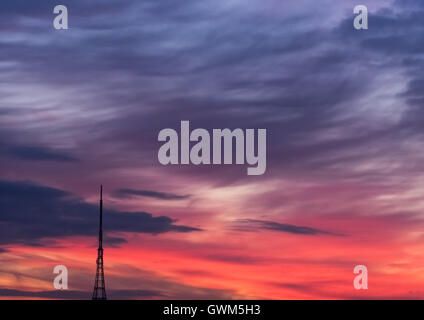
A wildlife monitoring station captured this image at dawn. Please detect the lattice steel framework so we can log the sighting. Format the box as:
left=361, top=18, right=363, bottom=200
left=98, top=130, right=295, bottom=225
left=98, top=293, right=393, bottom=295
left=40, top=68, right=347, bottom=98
left=92, top=185, right=107, bottom=300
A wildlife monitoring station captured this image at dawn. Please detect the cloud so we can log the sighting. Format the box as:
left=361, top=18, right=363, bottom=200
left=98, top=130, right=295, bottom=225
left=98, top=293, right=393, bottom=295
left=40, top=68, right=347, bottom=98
left=270, top=281, right=424, bottom=300
left=0, top=260, right=244, bottom=300
left=233, top=219, right=343, bottom=236
left=0, top=283, right=239, bottom=299
left=114, top=188, right=190, bottom=200
left=0, top=0, right=414, bottom=187
left=0, top=180, right=201, bottom=246
left=0, top=288, right=163, bottom=300
left=0, top=144, right=78, bottom=162
left=1, top=0, right=424, bottom=300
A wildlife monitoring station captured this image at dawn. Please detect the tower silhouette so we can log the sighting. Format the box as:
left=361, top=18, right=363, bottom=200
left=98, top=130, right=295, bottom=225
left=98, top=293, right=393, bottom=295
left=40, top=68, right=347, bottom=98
left=92, top=185, right=107, bottom=300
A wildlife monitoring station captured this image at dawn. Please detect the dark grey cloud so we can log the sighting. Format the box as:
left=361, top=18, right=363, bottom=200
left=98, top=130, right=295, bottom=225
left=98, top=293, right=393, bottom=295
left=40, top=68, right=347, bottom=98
left=0, top=144, right=78, bottom=162
left=0, top=288, right=163, bottom=300
left=103, top=235, right=128, bottom=247
left=0, top=180, right=200, bottom=246
left=233, top=219, right=343, bottom=236
left=114, top=188, right=190, bottom=200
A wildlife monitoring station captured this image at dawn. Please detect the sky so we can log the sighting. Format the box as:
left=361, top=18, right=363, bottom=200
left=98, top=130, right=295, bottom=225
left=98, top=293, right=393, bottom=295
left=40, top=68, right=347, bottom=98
left=1, top=0, right=424, bottom=299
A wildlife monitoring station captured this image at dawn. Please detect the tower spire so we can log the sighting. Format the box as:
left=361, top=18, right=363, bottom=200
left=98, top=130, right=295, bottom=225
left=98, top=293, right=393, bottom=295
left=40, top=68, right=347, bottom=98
left=92, top=185, right=107, bottom=300
left=99, top=185, right=103, bottom=249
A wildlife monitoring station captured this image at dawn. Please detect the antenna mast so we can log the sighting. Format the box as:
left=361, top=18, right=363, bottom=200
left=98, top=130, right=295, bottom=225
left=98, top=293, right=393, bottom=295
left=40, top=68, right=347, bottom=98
left=92, top=185, right=107, bottom=300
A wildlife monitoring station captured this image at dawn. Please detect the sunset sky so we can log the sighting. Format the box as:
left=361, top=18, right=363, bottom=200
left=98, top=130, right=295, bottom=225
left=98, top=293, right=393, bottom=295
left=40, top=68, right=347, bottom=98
left=1, top=0, right=424, bottom=299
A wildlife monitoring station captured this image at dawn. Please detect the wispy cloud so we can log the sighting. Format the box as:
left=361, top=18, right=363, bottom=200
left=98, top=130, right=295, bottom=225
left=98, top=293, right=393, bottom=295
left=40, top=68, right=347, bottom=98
left=233, top=219, right=344, bottom=236
left=114, top=188, right=190, bottom=200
